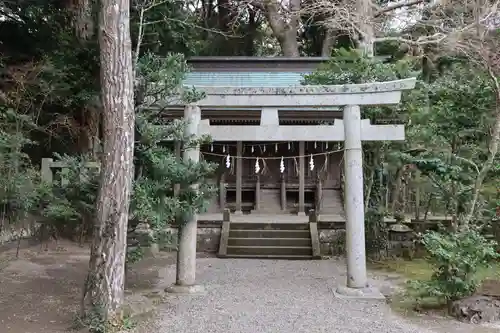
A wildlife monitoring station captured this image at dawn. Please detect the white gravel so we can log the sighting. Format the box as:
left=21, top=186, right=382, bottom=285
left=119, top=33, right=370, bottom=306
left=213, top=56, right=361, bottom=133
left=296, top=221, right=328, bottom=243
left=146, top=258, right=443, bottom=333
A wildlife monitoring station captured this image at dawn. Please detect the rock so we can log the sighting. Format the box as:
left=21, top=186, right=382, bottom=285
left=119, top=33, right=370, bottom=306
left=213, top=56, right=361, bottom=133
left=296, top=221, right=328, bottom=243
left=450, top=295, right=500, bottom=324
left=389, top=224, right=413, bottom=233
left=479, top=279, right=500, bottom=298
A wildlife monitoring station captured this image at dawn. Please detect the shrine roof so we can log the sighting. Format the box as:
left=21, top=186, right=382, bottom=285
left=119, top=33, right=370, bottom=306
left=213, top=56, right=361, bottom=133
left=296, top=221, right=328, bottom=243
left=184, top=71, right=308, bottom=87
left=184, top=56, right=325, bottom=87
left=183, top=56, right=390, bottom=87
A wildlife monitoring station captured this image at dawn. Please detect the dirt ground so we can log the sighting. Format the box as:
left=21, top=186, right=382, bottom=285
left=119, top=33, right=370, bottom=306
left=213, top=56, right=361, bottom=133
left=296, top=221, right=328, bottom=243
left=1, top=239, right=499, bottom=333
left=0, top=239, right=178, bottom=333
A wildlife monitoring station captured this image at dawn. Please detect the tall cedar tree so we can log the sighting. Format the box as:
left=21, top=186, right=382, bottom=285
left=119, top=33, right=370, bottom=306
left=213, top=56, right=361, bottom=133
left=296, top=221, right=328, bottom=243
left=82, top=0, right=134, bottom=321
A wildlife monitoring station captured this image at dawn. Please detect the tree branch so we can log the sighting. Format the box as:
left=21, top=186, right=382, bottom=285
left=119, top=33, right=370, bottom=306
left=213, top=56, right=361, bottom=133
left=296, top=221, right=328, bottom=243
left=373, top=0, right=425, bottom=18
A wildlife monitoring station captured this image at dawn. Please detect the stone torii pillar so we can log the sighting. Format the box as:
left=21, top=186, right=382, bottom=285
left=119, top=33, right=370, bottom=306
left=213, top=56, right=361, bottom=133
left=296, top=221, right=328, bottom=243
left=343, top=105, right=366, bottom=289
left=174, top=78, right=416, bottom=298
left=165, top=105, right=205, bottom=295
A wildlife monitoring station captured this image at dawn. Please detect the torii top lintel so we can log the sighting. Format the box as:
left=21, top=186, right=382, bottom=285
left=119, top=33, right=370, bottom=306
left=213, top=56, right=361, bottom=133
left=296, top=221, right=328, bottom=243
left=184, top=78, right=417, bottom=107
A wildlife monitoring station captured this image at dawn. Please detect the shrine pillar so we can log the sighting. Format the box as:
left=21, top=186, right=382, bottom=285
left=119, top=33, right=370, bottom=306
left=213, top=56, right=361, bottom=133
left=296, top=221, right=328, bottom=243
left=281, top=176, right=287, bottom=211
left=255, top=175, right=261, bottom=211
left=219, top=171, right=226, bottom=210
left=298, top=141, right=305, bottom=216
left=316, top=178, right=323, bottom=213
left=235, top=141, right=243, bottom=215
left=343, top=105, right=367, bottom=289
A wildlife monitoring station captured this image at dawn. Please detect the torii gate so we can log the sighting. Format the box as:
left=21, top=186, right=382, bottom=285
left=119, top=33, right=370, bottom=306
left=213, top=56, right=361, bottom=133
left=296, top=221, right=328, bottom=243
left=167, top=78, right=416, bottom=298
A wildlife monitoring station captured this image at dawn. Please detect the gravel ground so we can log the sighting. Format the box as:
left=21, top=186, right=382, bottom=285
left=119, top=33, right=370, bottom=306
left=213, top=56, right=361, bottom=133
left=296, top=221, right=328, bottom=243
left=145, top=258, right=441, bottom=333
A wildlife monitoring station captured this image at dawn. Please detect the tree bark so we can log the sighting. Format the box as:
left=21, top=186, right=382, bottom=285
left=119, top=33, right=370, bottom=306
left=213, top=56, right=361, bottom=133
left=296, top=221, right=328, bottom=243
left=82, top=0, right=134, bottom=322
left=464, top=88, right=500, bottom=225
left=67, top=0, right=95, bottom=40
left=260, top=0, right=300, bottom=57
left=364, top=148, right=381, bottom=210
left=321, top=29, right=337, bottom=57
left=66, top=0, right=101, bottom=157
left=357, top=0, right=375, bottom=57
left=390, top=166, right=405, bottom=214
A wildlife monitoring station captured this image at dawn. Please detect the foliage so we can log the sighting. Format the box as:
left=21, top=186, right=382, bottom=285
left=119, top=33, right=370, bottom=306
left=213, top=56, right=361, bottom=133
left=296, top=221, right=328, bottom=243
left=0, top=1, right=100, bottom=158
left=41, top=154, right=99, bottom=240
left=304, top=49, right=498, bottom=228
left=303, top=49, right=500, bottom=271
left=129, top=53, right=216, bottom=261
left=303, top=48, right=417, bottom=85
left=409, top=227, right=499, bottom=303
left=365, top=208, right=388, bottom=259
left=0, top=107, right=47, bottom=235
left=406, top=65, right=497, bottom=223
left=0, top=0, right=217, bottom=264
left=414, top=65, right=495, bottom=151
left=38, top=53, right=216, bottom=262
left=131, top=0, right=206, bottom=57
left=72, top=305, right=135, bottom=333
left=365, top=165, right=389, bottom=258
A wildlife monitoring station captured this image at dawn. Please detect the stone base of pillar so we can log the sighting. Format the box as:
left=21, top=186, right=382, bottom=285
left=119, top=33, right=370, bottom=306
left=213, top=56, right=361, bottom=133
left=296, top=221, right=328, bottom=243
left=334, top=285, right=385, bottom=300
left=165, top=284, right=206, bottom=295
left=234, top=210, right=243, bottom=215
left=297, top=211, right=306, bottom=216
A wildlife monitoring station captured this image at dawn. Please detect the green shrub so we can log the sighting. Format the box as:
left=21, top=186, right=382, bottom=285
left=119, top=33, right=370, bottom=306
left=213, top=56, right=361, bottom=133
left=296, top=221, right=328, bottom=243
left=409, top=227, right=499, bottom=304
left=41, top=153, right=99, bottom=240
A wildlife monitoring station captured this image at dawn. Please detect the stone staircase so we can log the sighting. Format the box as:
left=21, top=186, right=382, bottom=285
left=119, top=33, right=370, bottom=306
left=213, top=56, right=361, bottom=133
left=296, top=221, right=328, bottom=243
left=218, top=221, right=321, bottom=260
left=320, top=189, right=344, bottom=215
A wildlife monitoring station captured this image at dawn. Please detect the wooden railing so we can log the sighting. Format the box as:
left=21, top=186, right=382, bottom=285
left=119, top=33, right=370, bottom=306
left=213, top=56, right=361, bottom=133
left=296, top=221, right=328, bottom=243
left=41, top=158, right=100, bottom=184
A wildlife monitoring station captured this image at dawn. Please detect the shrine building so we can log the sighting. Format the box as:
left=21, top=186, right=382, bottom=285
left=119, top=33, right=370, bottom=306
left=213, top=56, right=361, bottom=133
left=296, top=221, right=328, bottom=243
left=186, top=57, right=344, bottom=217
left=164, top=56, right=415, bottom=296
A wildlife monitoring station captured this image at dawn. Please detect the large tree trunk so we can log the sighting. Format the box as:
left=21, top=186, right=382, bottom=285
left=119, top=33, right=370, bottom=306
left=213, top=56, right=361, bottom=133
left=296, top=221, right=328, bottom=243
left=67, top=0, right=95, bottom=39
left=357, top=0, right=375, bottom=57
left=260, top=0, right=300, bottom=57
left=321, top=29, right=337, bottom=57
left=66, top=0, right=101, bottom=157
left=82, top=0, right=134, bottom=322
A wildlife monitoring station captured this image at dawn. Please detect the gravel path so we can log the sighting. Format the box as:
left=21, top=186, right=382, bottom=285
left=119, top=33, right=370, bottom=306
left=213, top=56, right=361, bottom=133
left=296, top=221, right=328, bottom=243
left=148, top=258, right=441, bottom=333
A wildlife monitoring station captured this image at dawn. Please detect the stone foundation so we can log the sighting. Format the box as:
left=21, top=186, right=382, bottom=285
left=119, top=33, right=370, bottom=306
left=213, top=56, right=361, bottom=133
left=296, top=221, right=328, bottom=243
left=166, top=223, right=221, bottom=253
left=166, top=218, right=449, bottom=257
left=319, top=229, right=346, bottom=256
left=319, top=228, right=421, bottom=258
left=166, top=223, right=349, bottom=257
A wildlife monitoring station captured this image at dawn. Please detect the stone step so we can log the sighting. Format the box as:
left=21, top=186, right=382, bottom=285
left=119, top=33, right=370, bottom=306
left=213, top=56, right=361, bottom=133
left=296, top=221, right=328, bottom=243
left=321, top=189, right=344, bottom=214
left=227, top=245, right=312, bottom=256
left=218, top=254, right=314, bottom=260
left=229, top=222, right=309, bottom=230
left=229, top=229, right=310, bottom=239
left=256, top=189, right=281, bottom=213
left=228, top=237, right=312, bottom=247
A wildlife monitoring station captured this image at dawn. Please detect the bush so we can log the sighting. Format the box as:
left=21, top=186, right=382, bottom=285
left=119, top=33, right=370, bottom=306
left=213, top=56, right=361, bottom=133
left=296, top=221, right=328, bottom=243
left=365, top=208, right=388, bottom=259
left=40, top=54, right=216, bottom=262
left=409, top=227, right=499, bottom=304
left=41, top=153, right=99, bottom=241
left=0, top=109, right=49, bottom=238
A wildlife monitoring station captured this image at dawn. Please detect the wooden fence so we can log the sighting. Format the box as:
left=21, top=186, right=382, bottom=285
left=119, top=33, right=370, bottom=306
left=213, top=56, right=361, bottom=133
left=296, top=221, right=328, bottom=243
left=41, top=158, right=100, bottom=184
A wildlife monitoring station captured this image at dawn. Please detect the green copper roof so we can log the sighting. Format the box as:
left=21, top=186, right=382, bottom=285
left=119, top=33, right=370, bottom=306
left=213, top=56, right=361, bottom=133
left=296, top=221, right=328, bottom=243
left=183, top=71, right=309, bottom=87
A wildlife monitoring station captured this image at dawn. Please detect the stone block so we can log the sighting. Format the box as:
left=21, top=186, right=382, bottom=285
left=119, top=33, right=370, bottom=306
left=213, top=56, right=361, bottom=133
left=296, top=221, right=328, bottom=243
left=334, top=285, right=386, bottom=301
left=165, top=226, right=221, bottom=253
left=318, top=229, right=346, bottom=256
